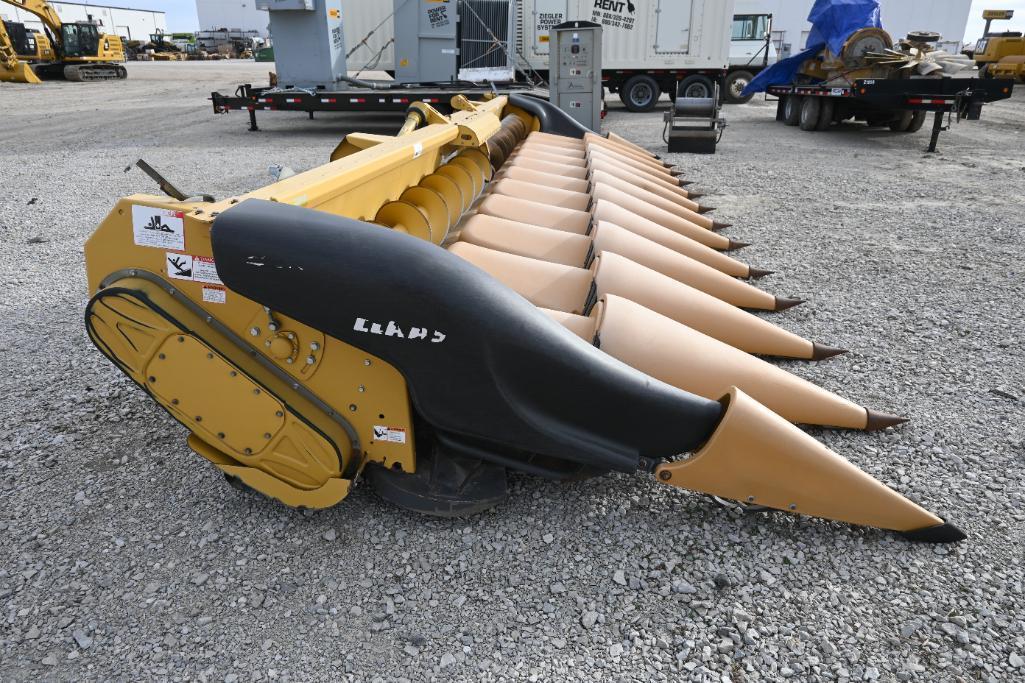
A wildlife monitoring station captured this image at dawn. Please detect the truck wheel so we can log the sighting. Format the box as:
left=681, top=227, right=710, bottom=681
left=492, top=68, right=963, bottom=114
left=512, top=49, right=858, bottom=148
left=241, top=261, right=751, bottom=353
left=621, top=75, right=660, bottom=112
left=978, top=64, right=991, bottom=79
left=816, top=98, right=834, bottom=131
left=889, top=111, right=914, bottom=132
left=678, top=75, right=715, bottom=99
left=906, top=110, right=927, bottom=132
left=799, top=96, right=821, bottom=130
left=724, top=71, right=755, bottom=104
left=783, top=96, right=802, bottom=125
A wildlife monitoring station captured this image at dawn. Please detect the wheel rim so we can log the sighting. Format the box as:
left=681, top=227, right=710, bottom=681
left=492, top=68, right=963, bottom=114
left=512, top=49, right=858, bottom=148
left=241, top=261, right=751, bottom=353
left=684, top=83, right=710, bottom=98
left=729, top=78, right=748, bottom=99
left=630, top=83, right=653, bottom=107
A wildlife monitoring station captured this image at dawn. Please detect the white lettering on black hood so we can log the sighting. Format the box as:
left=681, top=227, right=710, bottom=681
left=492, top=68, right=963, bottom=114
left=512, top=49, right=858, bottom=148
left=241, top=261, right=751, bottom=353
left=353, top=317, right=446, bottom=343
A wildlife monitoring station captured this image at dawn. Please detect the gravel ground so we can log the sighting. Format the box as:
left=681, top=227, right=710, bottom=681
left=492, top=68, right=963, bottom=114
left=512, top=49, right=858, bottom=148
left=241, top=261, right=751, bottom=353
left=1, top=61, right=1024, bottom=682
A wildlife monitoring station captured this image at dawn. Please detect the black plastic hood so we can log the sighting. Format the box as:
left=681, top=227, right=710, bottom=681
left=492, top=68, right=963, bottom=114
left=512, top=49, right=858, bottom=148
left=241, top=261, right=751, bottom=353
left=211, top=199, right=723, bottom=472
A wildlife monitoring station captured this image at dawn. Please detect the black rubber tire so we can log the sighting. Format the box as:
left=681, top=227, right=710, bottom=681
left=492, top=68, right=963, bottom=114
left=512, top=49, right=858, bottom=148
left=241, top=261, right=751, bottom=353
left=978, top=64, right=991, bottom=79
left=816, top=98, right=834, bottom=131
left=889, top=110, right=914, bottom=132
left=724, top=70, right=755, bottom=104
left=677, top=74, right=715, bottom=100
left=782, top=96, right=802, bottom=126
left=906, top=110, right=927, bottom=132
left=621, top=74, right=660, bottom=112
left=799, top=96, right=821, bottom=131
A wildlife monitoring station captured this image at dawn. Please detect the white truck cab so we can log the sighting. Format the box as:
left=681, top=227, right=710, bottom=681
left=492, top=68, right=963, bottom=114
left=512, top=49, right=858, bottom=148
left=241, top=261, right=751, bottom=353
left=725, top=13, right=778, bottom=103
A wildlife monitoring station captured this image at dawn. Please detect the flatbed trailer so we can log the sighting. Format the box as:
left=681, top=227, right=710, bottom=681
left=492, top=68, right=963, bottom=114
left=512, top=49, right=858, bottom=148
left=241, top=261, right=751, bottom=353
left=767, top=77, right=1015, bottom=152
left=212, top=83, right=546, bottom=131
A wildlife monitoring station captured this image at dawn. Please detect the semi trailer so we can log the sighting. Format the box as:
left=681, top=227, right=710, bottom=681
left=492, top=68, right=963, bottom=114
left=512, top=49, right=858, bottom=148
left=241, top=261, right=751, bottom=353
left=335, top=0, right=750, bottom=111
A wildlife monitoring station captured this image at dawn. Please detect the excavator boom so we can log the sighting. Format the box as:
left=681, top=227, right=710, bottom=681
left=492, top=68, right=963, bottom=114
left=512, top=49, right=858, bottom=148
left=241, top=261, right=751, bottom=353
left=0, top=18, right=41, bottom=83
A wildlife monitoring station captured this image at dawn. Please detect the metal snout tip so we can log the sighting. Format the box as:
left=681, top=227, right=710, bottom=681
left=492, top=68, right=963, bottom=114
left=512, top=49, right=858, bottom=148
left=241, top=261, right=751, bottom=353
left=898, top=520, right=967, bottom=543
left=727, top=239, right=751, bottom=251
left=697, top=205, right=716, bottom=214
left=773, top=296, right=805, bottom=311
left=746, top=267, right=775, bottom=279
left=810, top=342, right=848, bottom=361
left=864, top=409, right=910, bottom=431
left=711, top=220, right=732, bottom=231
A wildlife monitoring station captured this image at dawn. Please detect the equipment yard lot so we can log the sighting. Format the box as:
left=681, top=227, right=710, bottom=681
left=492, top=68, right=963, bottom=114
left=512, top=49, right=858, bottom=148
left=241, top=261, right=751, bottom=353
left=2, top=61, right=1024, bottom=681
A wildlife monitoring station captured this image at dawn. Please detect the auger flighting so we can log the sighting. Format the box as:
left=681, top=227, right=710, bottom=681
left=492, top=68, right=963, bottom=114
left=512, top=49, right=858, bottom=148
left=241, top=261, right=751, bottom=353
left=82, top=94, right=963, bottom=543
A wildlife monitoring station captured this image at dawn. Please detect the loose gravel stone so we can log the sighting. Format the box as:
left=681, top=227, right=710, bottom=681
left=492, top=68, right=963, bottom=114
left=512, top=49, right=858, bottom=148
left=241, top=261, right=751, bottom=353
left=1, top=61, right=1024, bottom=682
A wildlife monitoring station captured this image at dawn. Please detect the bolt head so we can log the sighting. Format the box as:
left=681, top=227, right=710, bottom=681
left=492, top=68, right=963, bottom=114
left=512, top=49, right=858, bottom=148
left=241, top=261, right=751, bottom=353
left=310, top=341, right=320, bottom=351
left=658, top=470, right=671, bottom=481
left=249, top=327, right=260, bottom=336
left=306, top=355, right=315, bottom=365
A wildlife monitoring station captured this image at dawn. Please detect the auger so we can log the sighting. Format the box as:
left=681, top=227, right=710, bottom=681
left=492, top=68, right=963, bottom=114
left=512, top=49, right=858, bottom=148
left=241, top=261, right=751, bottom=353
left=83, top=94, right=963, bottom=543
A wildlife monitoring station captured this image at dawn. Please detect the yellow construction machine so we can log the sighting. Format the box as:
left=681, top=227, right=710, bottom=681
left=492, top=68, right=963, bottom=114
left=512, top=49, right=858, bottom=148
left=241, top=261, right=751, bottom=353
left=84, top=94, right=964, bottom=544
left=0, top=0, right=125, bottom=82
left=969, top=9, right=1025, bottom=79
left=1, top=18, right=40, bottom=82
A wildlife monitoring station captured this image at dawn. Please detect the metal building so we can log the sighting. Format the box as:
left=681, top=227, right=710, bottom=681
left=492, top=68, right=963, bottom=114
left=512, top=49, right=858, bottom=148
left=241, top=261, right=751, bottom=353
left=735, top=0, right=973, bottom=58
left=196, top=0, right=269, bottom=37
left=1, top=1, right=166, bottom=42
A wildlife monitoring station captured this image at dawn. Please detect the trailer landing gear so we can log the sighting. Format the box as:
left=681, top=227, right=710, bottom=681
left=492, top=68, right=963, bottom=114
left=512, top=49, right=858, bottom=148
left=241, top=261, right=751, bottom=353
left=926, top=110, right=946, bottom=153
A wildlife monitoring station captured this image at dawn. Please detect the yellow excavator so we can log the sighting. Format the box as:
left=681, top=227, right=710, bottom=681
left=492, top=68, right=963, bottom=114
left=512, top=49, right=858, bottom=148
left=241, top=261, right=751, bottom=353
left=1, top=18, right=40, bottom=82
left=0, top=0, right=125, bottom=82
left=969, top=9, right=1025, bottom=80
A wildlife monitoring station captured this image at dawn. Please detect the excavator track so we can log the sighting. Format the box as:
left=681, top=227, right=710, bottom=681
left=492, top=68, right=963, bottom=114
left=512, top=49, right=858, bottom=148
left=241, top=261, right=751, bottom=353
left=63, top=63, right=127, bottom=81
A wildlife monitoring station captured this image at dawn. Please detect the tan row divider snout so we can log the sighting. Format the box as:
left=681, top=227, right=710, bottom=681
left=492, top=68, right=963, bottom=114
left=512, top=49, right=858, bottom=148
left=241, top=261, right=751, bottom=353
left=655, top=387, right=945, bottom=533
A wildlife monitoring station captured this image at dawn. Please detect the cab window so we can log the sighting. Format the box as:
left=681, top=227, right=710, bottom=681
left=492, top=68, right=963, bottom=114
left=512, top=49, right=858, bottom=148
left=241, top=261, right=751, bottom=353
left=732, top=15, right=769, bottom=41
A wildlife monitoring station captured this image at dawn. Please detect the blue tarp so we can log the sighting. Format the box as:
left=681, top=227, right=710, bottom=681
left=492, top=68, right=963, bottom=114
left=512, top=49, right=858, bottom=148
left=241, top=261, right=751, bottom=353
left=742, top=0, right=883, bottom=96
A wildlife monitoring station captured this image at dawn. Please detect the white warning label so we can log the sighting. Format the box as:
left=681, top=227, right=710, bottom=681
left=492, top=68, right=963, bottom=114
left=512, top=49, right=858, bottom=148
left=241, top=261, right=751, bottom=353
left=372, top=426, right=407, bottom=444
left=165, top=253, right=223, bottom=284
left=166, top=252, right=194, bottom=280
left=193, top=256, right=223, bottom=284
left=133, top=205, right=185, bottom=250
left=202, top=286, right=227, bottom=304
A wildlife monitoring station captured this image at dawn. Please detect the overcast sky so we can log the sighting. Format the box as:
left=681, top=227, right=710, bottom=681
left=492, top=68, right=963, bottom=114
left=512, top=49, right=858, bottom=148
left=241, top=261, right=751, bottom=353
left=964, top=0, right=1025, bottom=41
left=146, top=0, right=1025, bottom=41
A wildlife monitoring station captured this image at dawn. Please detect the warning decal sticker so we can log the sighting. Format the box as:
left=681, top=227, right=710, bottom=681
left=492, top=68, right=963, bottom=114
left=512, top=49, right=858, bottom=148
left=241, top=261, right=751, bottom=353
left=166, top=253, right=194, bottom=280
left=192, top=256, right=223, bottom=284
left=133, top=205, right=185, bottom=250
left=372, top=426, right=407, bottom=444
left=202, top=286, right=227, bottom=304
left=165, top=253, right=223, bottom=285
